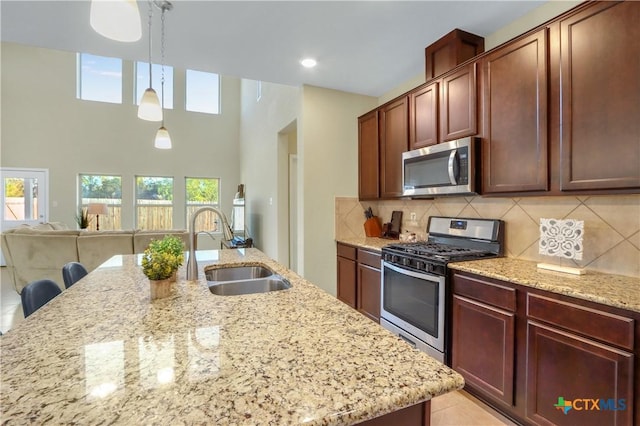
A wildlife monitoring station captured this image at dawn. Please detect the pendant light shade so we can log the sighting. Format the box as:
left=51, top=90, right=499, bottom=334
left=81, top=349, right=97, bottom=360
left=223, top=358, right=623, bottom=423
left=138, top=88, right=162, bottom=121
left=154, top=126, right=172, bottom=149
left=137, top=2, right=162, bottom=122
left=155, top=1, right=173, bottom=149
left=90, top=0, right=142, bottom=42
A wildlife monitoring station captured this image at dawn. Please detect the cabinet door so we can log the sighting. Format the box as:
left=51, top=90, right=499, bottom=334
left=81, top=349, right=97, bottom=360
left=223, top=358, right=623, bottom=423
left=337, top=256, right=357, bottom=308
left=358, top=110, right=380, bottom=200
left=559, top=1, right=640, bottom=191
left=409, top=82, right=439, bottom=150
left=440, top=63, right=477, bottom=142
left=526, top=321, right=633, bottom=426
left=379, top=97, right=409, bottom=198
left=481, top=29, right=548, bottom=193
left=357, top=264, right=380, bottom=323
left=452, top=295, right=515, bottom=408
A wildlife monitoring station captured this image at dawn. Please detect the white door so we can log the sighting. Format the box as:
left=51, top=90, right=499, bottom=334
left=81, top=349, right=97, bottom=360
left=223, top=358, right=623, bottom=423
left=1, top=168, right=49, bottom=265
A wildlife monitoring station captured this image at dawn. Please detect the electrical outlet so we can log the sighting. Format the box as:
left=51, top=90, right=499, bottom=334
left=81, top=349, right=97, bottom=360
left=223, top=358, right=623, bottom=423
left=410, top=212, right=417, bottom=221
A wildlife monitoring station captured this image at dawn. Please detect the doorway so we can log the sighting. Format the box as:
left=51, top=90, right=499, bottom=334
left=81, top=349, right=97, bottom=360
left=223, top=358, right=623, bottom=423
left=0, top=167, right=49, bottom=265
left=277, top=121, right=299, bottom=272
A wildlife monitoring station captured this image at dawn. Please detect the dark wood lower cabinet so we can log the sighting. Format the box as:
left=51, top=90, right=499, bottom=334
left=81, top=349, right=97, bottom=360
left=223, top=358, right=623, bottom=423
left=450, top=270, right=637, bottom=425
left=336, top=243, right=381, bottom=323
left=358, top=263, right=381, bottom=322
left=452, top=295, right=515, bottom=408
left=526, top=321, right=633, bottom=426
left=337, top=244, right=357, bottom=308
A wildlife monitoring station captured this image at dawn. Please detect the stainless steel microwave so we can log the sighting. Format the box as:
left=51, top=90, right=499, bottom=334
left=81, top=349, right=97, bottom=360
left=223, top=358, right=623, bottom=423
left=402, top=137, right=476, bottom=197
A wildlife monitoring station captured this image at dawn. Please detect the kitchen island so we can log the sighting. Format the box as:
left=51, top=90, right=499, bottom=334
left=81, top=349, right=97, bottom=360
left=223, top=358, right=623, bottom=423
left=1, top=249, right=463, bottom=425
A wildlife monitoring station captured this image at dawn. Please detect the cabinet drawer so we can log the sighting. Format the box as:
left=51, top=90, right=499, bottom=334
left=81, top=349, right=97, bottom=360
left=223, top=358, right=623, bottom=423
left=452, top=273, right=516, bottom=311
left=357, top=249, right=381, bottom=269
left=337, top=243, right=357, bottom=260
left=527, top=294, right=634, bottom=351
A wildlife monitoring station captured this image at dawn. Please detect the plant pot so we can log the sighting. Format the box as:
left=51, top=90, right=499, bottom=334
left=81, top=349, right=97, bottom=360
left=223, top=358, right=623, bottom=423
left=170, top=270, right=178, bottom=282
left=149, top=278, right=173, bottom=300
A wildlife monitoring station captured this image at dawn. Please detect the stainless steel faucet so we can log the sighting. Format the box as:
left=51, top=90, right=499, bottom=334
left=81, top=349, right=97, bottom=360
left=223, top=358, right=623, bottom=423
left=186, top=206, right=235, bottom=280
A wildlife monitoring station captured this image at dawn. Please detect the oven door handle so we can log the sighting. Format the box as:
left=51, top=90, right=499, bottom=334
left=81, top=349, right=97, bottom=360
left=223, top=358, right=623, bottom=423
left=383, top=261, right=441, bottom=281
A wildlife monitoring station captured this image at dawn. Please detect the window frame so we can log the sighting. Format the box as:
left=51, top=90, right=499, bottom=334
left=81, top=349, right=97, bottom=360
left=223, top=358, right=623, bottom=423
left=185, top=69, right=221, bottom=114
left=135, top=175, right=174, bottom=230
left=77, top=53, right=123, bottom=104
left=78, top=174, right=123, bottom=231
left=185, top=176, right=221, bottom=233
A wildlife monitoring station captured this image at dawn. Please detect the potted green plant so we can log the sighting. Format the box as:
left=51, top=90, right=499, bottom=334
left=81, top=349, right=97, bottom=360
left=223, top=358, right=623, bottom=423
left=75, top=207, right=92, bottom=229
left=147, top=235, right=185, bottom=281
left=142, top=248, right=181, bottom=299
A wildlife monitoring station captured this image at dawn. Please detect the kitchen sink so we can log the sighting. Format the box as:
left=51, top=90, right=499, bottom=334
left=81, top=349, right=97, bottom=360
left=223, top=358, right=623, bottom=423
left=205, top=265, right=274, bottom=282
left=205, top=264, right=291, bottom=296
left=208, top=277, right=291, bottom=296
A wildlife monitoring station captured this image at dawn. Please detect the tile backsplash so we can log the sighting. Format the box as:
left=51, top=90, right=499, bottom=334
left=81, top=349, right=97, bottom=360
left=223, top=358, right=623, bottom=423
left=335, top=195, right=640, bottom=278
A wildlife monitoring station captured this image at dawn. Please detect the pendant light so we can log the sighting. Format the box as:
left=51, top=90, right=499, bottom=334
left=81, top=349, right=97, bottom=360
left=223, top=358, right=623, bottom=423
left=137, top=1, right=162, bottom=121
left=90, top=0, right=142, bottom=42
left=154, top=1, right=173, bottom=149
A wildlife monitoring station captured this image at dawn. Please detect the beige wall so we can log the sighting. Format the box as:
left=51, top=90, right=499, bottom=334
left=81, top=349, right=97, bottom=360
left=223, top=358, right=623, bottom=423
left=239, top=81, right=376, bottom=294
left=1, top=42, right=241, bottom=232
left=238, top=79, right=301, bottom=260
left=300, top=85, right=377, bottom=294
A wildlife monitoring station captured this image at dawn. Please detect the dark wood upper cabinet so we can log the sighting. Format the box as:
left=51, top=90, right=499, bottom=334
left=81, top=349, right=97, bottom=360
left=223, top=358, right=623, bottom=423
left=379, top=97, right=409, bottom=198
left=409, top=81, right=439, bottom=150
left=481, top=29, right=549, bottom=194
left=425, top=29, right=485, bottom=80
left=358, top=110, right=379, bottom=200
left=440, top=63, right=477, bottom=142
left=558, top=1, right=640, bottom=191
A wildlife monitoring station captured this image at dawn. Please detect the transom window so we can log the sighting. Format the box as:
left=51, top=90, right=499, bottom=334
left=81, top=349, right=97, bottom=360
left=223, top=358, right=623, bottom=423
left=135, top=176, right=173, bottom=230
left=77, top=53, right=123, bottom=104
left=185, top=69, right=220, bottom=114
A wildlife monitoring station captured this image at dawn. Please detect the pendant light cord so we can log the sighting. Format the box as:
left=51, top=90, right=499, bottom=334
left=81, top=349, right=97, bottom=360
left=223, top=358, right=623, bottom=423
left=160, top=5, right=166, bottom=126
left=147, top=1, right=153, bottom=87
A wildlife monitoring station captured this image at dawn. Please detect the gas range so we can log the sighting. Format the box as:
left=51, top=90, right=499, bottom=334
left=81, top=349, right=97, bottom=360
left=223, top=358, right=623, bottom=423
left=380, top=216, right=503, bottom=362
left=381, top=217, right=504, bottom=276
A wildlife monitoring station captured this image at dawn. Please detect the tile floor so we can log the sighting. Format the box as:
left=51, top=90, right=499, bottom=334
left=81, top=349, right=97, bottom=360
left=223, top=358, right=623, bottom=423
left=1, top=266, right=24, bottom=334
left=0, top=266, right=515, bottom=425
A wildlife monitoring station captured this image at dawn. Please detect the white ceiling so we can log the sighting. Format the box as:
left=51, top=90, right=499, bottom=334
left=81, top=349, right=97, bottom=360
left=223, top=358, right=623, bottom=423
left=1, top=1, right=546, bottom=97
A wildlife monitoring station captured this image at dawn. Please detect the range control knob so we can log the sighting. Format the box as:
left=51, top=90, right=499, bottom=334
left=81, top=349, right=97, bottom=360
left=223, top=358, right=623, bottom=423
left=416, top=261, right=425, bottom=271
left=401, top=257, right=410, bottom=266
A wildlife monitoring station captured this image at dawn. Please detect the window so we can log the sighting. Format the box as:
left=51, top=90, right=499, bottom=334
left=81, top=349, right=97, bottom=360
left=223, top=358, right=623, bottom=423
left=79, top=175, right=122, bottom=231
left=135, top=176, right=173, bottom=230
left=135, top=62, right=173, bottom=109
left=77, top=53, right=123, bottom=103
left=185, top=70, right=220, bottom=114
left=185, top=177, right=220, bottom=232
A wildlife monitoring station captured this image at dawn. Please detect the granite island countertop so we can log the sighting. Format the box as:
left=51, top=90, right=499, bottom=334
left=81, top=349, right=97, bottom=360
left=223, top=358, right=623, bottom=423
left=1, top=249, right=464, bottom=425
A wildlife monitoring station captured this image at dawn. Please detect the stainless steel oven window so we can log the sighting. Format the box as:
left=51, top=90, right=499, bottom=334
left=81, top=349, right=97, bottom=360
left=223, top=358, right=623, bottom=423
left=380, top=262, right=445, bottom=349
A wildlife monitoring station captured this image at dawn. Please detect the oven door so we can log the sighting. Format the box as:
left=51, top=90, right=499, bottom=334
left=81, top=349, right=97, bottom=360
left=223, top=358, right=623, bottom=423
left=380, top=261, right=445, bottom=361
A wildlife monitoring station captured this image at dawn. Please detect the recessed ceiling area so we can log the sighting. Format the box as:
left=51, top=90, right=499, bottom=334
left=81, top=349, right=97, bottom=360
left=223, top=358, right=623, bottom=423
left=1, top=1, right=547, bottom=97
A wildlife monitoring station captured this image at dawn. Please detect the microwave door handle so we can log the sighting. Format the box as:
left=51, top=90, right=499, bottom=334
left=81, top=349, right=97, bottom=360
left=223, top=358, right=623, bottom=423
left=447, top=149, right=458, bottom=184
